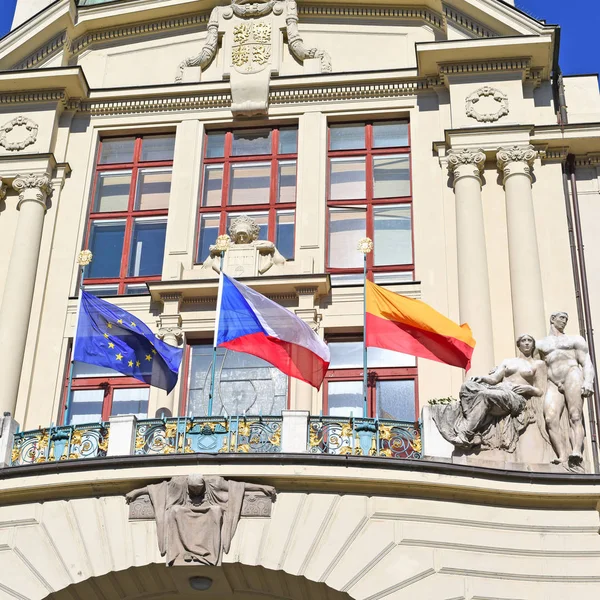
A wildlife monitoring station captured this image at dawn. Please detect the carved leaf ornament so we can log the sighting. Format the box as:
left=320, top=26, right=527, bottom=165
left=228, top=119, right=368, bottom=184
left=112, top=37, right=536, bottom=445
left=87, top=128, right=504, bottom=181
left=465, top=86, right=509, bottom=123
left=0, top=116, right=39, bottom=151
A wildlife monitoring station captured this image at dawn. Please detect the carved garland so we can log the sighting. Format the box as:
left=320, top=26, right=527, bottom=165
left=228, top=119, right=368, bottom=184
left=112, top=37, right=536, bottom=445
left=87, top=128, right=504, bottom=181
left=465, top=86, right=509, bottom=123
left=0, top=116, right=39, bottom=152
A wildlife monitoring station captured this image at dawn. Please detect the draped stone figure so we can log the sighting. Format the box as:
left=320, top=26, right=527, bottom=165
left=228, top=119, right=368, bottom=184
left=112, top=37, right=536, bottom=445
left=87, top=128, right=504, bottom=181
left=537, top=312, right=595, bottom=469
left=432, top=335, right=544, bottom=454
left=125, top=474, right=276, bottom=566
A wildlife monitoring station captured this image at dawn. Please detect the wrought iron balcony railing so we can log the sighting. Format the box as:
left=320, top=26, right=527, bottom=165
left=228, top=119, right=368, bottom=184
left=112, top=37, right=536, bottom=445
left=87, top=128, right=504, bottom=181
left=5, top=414, right=422, bottom=467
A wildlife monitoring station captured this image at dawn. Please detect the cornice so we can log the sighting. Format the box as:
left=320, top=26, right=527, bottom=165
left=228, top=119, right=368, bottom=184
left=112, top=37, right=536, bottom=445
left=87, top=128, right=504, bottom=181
left=11, top=32, right=69, bottom=71
left=442, top=3, right=496, bottom=38
left=298, top=4, right=445, bottom=31
left=0, top=90, right=69, bottom=106
left=438, top=57, right=532, bottom=85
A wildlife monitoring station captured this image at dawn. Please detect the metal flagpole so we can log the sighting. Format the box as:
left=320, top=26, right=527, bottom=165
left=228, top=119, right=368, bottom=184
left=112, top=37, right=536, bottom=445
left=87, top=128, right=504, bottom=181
left=358, top=237, right=373, bottom=418
left=208, top=235, right=230, bottom=417
left=64, top=250, right=93, bottom=425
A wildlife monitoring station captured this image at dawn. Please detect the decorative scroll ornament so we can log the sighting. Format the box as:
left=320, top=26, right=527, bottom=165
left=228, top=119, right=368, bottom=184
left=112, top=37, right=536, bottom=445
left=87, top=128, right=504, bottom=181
left=77, top=249, right=93, bottom=266
left=446, top=148, right=486, bottom=184
left=357, top=237, right=373, bottom=254
left=0, top=116, right=39, bottom=151
left=286, top=0, right=331, bottom=73
left=465, top=86, right=509, bottom=123
left=12, top=173, right=53, bottom=209
left=497, top=145, right=538, bottom=180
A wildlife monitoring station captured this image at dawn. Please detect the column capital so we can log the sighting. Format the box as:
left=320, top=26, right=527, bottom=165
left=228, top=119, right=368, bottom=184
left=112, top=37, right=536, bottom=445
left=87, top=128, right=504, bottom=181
left=446, top=148, right=486, bottom=187
left=12, top=173, right=53, bottom=211
left=497, top=145, right=538, bottom=181
left=157, top=326, right=184, bottom=345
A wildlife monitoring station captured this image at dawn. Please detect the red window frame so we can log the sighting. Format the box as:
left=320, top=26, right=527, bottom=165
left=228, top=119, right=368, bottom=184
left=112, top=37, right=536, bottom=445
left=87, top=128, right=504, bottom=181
left=180, top=341, right=291, bottom=416
left=83, top=135, right=174, bottom=294
left=61, top=372, right=149, bottom=424
left=326, top=121, right=414, bottom=280
left=196, top=126, right=297, bottom=263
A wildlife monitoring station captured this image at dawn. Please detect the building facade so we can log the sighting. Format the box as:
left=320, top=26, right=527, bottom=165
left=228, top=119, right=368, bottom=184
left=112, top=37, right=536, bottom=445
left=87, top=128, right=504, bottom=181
left=0, top=0, right=600, bottom=598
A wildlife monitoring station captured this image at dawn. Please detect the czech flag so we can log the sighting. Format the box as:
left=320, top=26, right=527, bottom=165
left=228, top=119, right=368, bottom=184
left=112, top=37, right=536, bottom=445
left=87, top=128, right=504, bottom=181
left=366, top=280, right=476, bottom=371
left=215, top=273, right=330, bottom=389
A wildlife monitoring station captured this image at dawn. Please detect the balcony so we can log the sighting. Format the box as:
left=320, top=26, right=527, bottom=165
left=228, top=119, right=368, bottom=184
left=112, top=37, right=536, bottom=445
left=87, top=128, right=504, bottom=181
left=5, top=412, right=421, bottom=467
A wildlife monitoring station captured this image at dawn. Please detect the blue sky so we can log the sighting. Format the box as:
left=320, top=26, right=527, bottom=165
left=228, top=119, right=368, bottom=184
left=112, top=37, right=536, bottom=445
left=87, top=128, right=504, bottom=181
left=0, top=0, right=598, bottom=76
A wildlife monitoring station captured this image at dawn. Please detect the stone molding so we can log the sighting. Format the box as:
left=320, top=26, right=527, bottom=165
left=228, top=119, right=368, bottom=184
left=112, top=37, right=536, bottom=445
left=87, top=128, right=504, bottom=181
left=12, top=173, right=54, bottom=211
left=439, top=59, right=531, bottom=85
left=0, top=116, right=39, bottom=152
left=0, top=90, right=68, bottom=106
left=446, top=148, right=486, bottom=187
left=443, top=4, right=496, bottom=38
left=11, top=32, right=69, bottom=71
left=497, top=145, right=538, bottom=181
left=465, top=86, right=509, bottom=123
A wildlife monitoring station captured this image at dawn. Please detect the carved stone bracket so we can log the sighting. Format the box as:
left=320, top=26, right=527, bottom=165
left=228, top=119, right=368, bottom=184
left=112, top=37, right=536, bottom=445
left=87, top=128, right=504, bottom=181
left=12, top=173, right=53, bottom=211
left=497, top=145, right=538, bottom=181
left=0, top=116, right=38, bottom=152
left=446, top=148, right=486, bottom=187
left=465, top=86, right=509, bottom=123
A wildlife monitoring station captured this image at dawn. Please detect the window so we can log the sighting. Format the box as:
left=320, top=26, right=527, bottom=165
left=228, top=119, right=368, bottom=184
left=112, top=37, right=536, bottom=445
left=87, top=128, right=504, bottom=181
left=197, top=127, right=297, bottom=264
left=184, top=344, right=288, bottom=416
left=64, top=362, right=149, bottom=425
left=324, top=339, right=417, bottom=421
left=83, top=135, right=175, bottom=295
left=327, top=121, right=413, bottom=285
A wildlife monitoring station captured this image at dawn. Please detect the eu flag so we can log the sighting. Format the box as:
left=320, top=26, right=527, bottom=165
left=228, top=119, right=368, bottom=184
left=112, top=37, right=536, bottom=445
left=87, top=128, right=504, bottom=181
left=73, top=291, right=183, bottom=393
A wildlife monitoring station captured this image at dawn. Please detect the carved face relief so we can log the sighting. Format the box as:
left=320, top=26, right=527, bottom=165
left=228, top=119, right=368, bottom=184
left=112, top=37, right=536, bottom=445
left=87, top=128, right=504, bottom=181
left=231, top=17, right=273, bottom=74
left=465, top=86, right=509, bottom=123
left=229, top=215, right=261, bottom=243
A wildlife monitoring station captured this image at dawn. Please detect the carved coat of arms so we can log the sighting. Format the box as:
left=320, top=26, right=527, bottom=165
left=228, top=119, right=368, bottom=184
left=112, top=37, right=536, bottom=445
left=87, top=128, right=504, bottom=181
left=231, top=18, right=272, bottom=74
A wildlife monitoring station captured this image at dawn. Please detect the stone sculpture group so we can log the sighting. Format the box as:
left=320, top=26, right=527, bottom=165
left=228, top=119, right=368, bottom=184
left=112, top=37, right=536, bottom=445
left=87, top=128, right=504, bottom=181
left=432, top=312, right=595, bottom=471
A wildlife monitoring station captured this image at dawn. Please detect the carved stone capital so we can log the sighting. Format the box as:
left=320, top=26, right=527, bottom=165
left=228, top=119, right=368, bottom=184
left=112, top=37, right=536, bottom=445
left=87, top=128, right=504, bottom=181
left=157, top=326, right=184, bottom=346
left=447, top=148, right=486, bottom=187
left=12, top=173, right=53, bottom=211
left=497, top=145, right=538, bottom=182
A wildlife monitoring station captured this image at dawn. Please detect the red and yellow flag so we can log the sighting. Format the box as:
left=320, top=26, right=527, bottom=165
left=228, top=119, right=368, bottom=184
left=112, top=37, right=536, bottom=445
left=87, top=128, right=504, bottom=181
left=366, top=280, right=476, bottom=370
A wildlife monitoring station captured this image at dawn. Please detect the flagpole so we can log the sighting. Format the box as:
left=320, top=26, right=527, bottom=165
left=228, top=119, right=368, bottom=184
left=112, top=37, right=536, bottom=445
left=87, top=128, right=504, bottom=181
left=208, top=235, right=230, bottom=417
left=64, top=250, right=93, bottom=425
left=358, top=238, right=373, bottom=419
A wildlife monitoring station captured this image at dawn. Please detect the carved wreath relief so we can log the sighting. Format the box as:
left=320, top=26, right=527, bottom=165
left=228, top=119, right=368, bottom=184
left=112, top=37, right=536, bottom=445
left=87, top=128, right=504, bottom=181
left=465, top=86, right=509, bottom=123
left=0, top=116, right=38, bottom=151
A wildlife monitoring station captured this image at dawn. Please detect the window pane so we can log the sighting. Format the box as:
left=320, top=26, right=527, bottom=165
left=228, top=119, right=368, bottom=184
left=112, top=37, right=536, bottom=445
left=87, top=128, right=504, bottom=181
left=373, top=154, right=410, bottom=198
left=73, top=362, right=122, bottom=377
left=135, top=168, right=171, bottom=210
left=373, top=122, right=409, bottom=148
left=68, top=389, right=105, bottom=425
left=99, top=138, right=135, bottom=164
left=329, top=342, right=416, bottom=368
left=125, top=284, right=148, bottom=295
left=83, top=285, right=119, bottom=297
left=373, top=272, right=414, bottom=284
left=87, top=220, right=126, bottom=278
left=206, top=132, right=226, bottom=158
left=330, top=124, right=365, bottom=151
left=232, top=129, right=272, bottom=156
left=327, top=380, right=363, bottom=417
left=198, top=214, right=220, bottom=263
left=141, top=135, right=175, bottom=162
left=373, top=205, right=412, bottom=266
left=93, top=171, right=132, bottom=212
left=328, top=208, right=365, bottom=269
left=227, top=212, right=268, bottom=241
left=278, top=160, right=296, bottom=203
left=187, top=345, right=287, bottom=416
left=276, top=211, right=294, bottom=260
left=229, top=163, right=271, bottom=205
left=377, top=379, right=415, bottom=421
left=128, top=218, right=167, bottom=277
left=111, top=388, right=149, bottom=419
left=279, top=128, right=298, bottom=154
left=330, top=158, right=366, bottom=200
left=202, top=165, right=223, bottom=207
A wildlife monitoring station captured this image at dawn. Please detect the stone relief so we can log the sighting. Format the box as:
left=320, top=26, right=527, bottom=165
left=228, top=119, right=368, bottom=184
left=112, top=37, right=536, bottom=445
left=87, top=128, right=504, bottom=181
left=465, top=86, right=509, bottom=123
left=0, top=116, right=38, bottom=151
left=497, top=145, right=537, bottom=178
left=126, top=474, right=276, bottom=566
left=203, top=214, right=286, bottom=276
left=432, top=314, right=596, bottom=472
left=175, top=0, right=331, bottom=116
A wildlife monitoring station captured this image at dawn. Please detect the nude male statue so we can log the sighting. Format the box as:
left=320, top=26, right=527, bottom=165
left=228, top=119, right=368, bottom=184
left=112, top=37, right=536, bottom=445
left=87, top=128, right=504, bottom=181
left=536, top=312, right=595, bottom=467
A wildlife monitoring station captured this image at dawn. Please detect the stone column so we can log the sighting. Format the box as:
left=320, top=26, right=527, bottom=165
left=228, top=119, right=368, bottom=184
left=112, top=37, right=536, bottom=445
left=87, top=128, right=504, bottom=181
left=0, top=173, right=53, bottom=417
left=447, top=149, right=495, bottom=374
left=497, top=146, right=546, bottom=339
